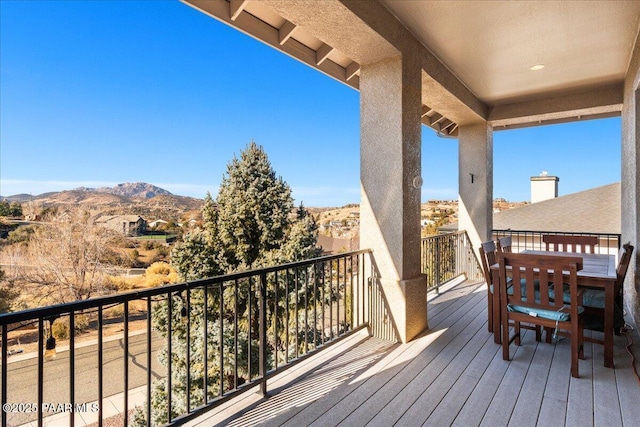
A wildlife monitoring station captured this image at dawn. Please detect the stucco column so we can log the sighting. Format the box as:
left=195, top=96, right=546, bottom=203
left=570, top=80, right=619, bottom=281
left=458, top=123, right=493, bottom=251
left=622, top=31, right=640, bottom=327
left=360, top=55, right=427, bottom=343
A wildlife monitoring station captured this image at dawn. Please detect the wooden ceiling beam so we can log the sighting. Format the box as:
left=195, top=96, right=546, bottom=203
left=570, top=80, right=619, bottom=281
left=229, top=0, right=248, bottom=21
left=279, top=20, right=297, bottom=45
left=439, top=119, right=454, bottom=131
left=316, top=43, right=334, bottom=66
left=429, top=113, right=444, bottom=125
left=346, top=61, right=360, bottom=81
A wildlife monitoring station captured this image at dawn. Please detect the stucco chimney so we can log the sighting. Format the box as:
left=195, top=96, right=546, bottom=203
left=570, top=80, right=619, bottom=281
left=530, top=171, right=559, bottom=203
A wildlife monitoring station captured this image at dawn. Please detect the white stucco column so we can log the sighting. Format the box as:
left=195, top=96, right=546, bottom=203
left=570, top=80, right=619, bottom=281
left=360, top=55, right=427, bottom=343
left=622, top=31, right=640, bottom=328
left=458, top=123, right=493, bottom=251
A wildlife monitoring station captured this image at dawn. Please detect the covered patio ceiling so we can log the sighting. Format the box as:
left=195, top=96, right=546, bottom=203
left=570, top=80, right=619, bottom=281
left=183, top=0, right=640, bottom=136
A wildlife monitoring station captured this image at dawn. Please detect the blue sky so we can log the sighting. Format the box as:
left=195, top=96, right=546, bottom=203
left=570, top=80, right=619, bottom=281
left=0, top=1, right=622, bottom=206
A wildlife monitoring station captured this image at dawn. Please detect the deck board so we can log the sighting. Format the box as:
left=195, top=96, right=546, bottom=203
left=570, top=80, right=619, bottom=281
left=592, top=331, right=623, bottom=427
left=480, top=329, right=537, bottom=427
left=341, top=291, right=486, bottom=426
left=390, top=302, right=489, bottom=426
left=509, top=333, right=555, bottom=427
left=537, top=338, right=571, bottom=425
left=424, top=332, right=498, bottom=426
left=186, top=280, right=640, bottom=427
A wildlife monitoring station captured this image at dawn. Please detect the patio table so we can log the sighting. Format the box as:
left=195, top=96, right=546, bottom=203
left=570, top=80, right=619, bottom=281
left=491, top=250, right=618, bottom=368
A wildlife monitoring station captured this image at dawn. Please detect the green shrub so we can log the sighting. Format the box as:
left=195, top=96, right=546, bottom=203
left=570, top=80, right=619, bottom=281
left=51, top=314, right=89, bottom=340
left=52, top=318, right=69, bottom=340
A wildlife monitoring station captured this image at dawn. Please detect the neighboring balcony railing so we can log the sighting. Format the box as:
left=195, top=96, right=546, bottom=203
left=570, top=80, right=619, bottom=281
left=421, top=231, right=483, bottom=293
left=492, top=229, right=621, bottom=257
left=0, top=250, right=374, bottom=427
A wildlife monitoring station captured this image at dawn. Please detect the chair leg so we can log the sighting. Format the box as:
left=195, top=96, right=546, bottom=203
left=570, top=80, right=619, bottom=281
left=571, top=321, right=580, bottom=378
left=502, top=310, right=510, bottom=361
left=515, top=322, right=521, bottom=346
left=493, top=293, right=501, bottom=344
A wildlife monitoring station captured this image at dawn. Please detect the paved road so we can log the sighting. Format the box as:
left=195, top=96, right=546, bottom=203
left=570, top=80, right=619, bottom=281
left=2, top=332, right=165, bottom=425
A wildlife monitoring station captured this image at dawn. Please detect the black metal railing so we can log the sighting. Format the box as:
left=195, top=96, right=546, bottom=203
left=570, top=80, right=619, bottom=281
left=421, top=231, right=482, bottom=292
left=0, top=250, right=373, bottom=427
left=492, top=230, right=621, bottom=257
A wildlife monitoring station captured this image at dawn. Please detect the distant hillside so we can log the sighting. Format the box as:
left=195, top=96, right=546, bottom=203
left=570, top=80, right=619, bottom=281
left=1, top=182, right=203, bottom=222
left=2, top=182, right=176, bottom=202
left=2, top=192, right=58, bottom=202
left=70, top=182, right=173, bottom=199
left=95, top=182, right=173, bottom=199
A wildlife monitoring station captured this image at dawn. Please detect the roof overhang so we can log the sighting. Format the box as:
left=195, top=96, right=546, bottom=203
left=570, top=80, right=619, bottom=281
left=182, top=0, right=640, bottom=136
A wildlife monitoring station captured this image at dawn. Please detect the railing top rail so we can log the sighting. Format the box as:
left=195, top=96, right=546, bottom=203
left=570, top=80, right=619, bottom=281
left=0, top=248, right=372, bottom=325
left=492, top=229, right=621, bottom=237
left=421, top=230, right=466, bottom=239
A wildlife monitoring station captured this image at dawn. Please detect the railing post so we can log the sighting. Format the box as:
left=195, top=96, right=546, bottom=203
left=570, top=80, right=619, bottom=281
left=146, top=297, right=152, bottom=427
left=435, top=239, right=441, bottom=294
left=123, top=301, right=129, bottom=426
left=1, top=325, right=6, bottom=427
left=69, top=311, right=75, bottom=427
left=38, top=319, right=44, bottom=427
left=259, top=272, right=268, bottom=396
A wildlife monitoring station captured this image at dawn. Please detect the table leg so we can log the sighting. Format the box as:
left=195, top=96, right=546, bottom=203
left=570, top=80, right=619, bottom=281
left=604, top=284, right=614, bottom=368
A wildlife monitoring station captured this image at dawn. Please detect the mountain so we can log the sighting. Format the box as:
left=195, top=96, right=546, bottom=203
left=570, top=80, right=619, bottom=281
left=3, top=182, right=178, bottom=202
left=1, top=183, right=203, bottom=221
left=1, top=192, right=58, bottom=203
left=92, top=182, right=173, bottom=199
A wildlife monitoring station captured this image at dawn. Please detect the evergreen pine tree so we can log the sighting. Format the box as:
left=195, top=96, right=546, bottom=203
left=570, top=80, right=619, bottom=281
left=216, top=141, right=295, bottom=270
left=134, top=142, right=321, bottom=426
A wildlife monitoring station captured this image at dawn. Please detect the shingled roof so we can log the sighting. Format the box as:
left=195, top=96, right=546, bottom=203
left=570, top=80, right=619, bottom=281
left=493, top=182, right=620, bottom=234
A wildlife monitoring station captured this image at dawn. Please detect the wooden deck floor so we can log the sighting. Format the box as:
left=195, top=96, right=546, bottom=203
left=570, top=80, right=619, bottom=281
left=185, top=279, right=640, bottom=427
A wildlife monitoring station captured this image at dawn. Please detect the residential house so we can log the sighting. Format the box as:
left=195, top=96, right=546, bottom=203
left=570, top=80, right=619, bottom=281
left=493, top=183, right=620, bottom=243
left=96, top=215, right=146, bottom=236
left=495, top=183, right=622, bottom=259
left=442, top=182, right=621, bottom=255
left=317, top=234, right=359, bottom=255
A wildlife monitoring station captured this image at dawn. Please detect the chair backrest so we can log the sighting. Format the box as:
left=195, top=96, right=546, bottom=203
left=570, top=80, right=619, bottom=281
left=497, top=236, right=512, bottom=253
left=498, top=252, right=583, bottom=312
left=479, top=240, right=497, bottom=286
left=542, top=234, right=598, bottom=253
left=616, top=243, right=634, bottom=285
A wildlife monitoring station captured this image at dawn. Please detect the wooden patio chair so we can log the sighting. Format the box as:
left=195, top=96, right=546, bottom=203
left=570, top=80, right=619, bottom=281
left=578, top=243, right=633, bottom=336
left=497, top=236, right=512, bottom=253
left=542, top=234, right=598, bottom=253
left=479, top=240, right=498, bottom=334
left=498, top=252, right=585, bottom=378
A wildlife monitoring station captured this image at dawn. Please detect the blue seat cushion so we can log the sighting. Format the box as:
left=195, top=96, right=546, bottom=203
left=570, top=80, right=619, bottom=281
left=549, top=285, right=605, bottom=309
left=490, top=278, right=539, bottom=296
left=580, top=288, right=605, bottom=308
left=507, top=304, right=584, bottom=321
left=509, top=278, right=541, bottom=299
